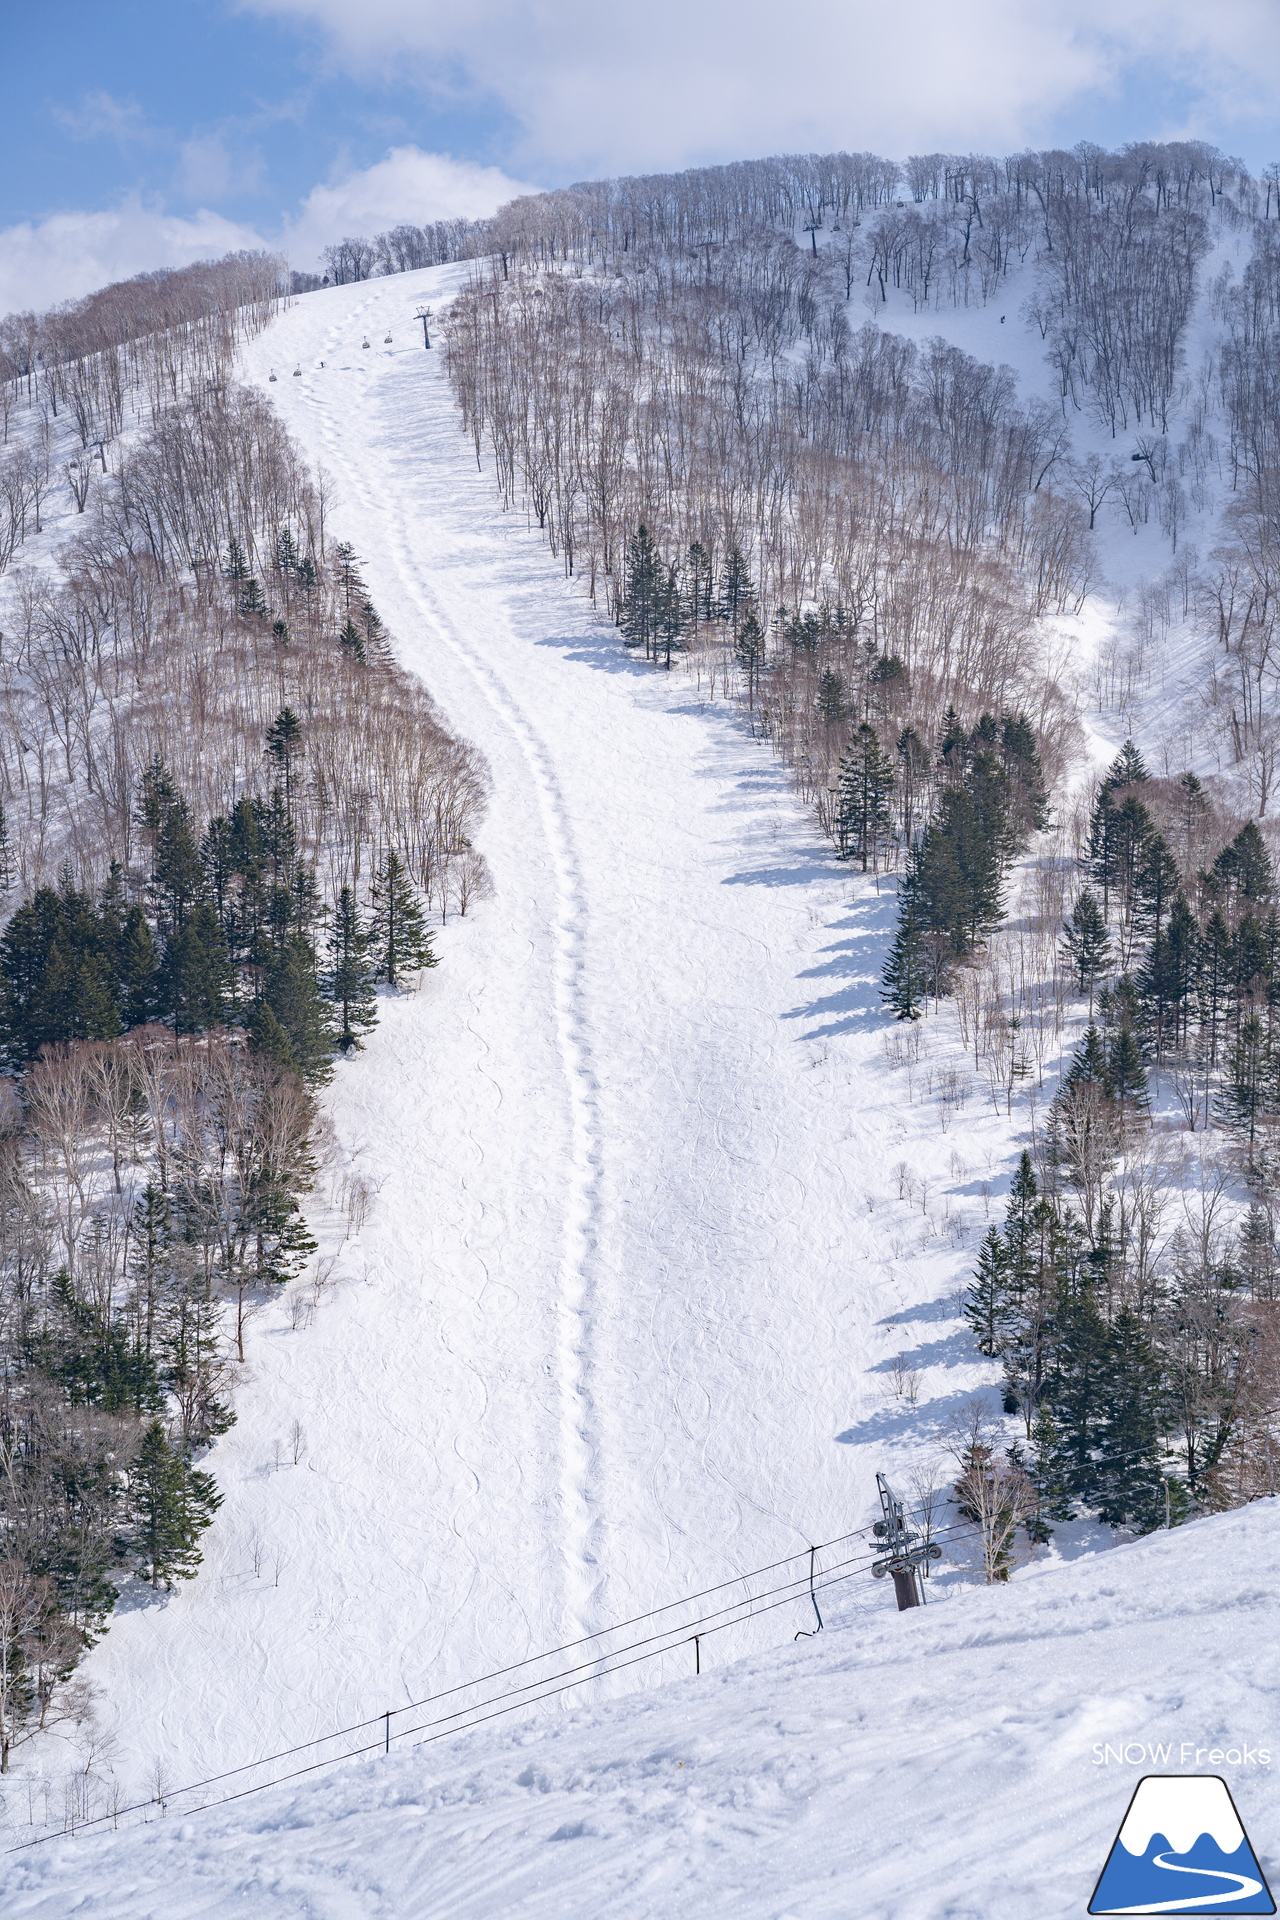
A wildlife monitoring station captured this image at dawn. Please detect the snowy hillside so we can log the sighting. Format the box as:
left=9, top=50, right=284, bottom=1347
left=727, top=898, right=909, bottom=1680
left=23, top=261, right=1013, bottom=1806
left=4, top=1497, right=1278, bottom=1917
left=3, top=209, right=1275, bottom=1910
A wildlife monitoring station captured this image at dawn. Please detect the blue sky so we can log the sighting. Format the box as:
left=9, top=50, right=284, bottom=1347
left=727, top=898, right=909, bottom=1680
left=3, top=0, right=1278, bottom=310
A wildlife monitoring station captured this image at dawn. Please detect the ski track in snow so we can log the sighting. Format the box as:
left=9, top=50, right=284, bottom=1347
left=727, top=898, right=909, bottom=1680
left=58, top=264, right=1011, bottom=1803
left=311, top=283, right=606, bottom=1644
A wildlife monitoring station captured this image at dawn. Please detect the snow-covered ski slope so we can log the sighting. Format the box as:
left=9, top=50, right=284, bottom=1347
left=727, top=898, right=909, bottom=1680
left=6, top=1500, right=1279, bottom=1917
left=64, top=263, right=1017, bottom=1803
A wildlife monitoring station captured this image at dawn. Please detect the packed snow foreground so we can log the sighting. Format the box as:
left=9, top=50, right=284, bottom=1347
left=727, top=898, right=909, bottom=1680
left=2, top=1501, right=1277, bottom=1917
left=1, top=265, right=1274, bottom=1914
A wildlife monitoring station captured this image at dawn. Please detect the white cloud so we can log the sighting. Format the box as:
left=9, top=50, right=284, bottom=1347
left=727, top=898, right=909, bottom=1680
left=236, top=0, right=1280, bottom=174
left=280, top=146, right=537, bottom=267
left=0, top=202, right=268, bottom=315
left=52, top=91, right=151, bottom=146
left=0, top=148, right=534, bottom=314
left=179, top=134, right=268, bottom=205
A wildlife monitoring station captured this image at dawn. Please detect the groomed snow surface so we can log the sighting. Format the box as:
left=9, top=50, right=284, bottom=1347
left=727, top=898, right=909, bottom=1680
left=1, top=265, right=1275, bottom=1916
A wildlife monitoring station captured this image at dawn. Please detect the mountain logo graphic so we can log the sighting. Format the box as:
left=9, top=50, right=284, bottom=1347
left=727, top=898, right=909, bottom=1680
left=1089, top=1775, right=1275, bottom=1914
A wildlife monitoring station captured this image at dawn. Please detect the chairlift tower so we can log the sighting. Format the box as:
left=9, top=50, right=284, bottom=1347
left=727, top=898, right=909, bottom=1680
left=871, top=1471, right=940, bottom=1611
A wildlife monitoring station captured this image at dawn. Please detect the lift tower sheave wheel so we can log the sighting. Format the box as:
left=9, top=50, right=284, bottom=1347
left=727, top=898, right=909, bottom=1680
left=871, top=1472, right=933, bottom=1610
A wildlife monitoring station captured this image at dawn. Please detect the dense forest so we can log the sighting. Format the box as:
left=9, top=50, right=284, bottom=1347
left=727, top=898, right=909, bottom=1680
left=0, top=253, right=485, bottom=1763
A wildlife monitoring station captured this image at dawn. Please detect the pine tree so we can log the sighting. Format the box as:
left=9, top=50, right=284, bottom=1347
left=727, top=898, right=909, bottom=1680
left=327, top=886, right=378, bottom=1052
left=256, top=932, right=336, bottom=1085
left=1061, top=1022, right=1111, bottom=1098
left=1134, top=830, right=1179, bottom=941
left=686, top=541, right=713, bottom=631
left=147, top=785, right=203, bottom=937
left=130, top=1421, right=221, bottom=1590
left=223, top=537, right=249, bottom=582
left=1085, top=784, right=1120, bottom=918
left=880, top=895, right=926, bottom=1019
left=656, top=563, right=686, bottom=668
left=895, top=728, right=930, bottom=845
left=118, top=907, right=160, bottom=1029
left=1239, top=1204, right=1278, bottom=1300
left=265, top=708, right=305, bottom=813
left=718, top=545, right=755, bottom=634
left=161, top=902, right=233, bottom=1034
left=0, top=885, right=122, bottom=1064
left=1045, top=1279, right=1111, bottom=1509
left=817, top=668, right=847, bottom=725
left=247, top=999, right=298, bottom=1076
left=1102, top=739, right=1149, bottom=791
left=1213, top=821, right=1275, bottom=905
left=619, top=525, right=662, bottom=659
left=357, top=597, right=388, bottom=663
left=239, top=576, right=267, bottom=618
left=339, top=616, right=366, bottom=663
left=275, top=526, right=299, bottom=575
left=1061, top=889, right=1111, bottom=1007
left=835, top=723, right=895, bottom=869
left=735, top=612, right=766, bottom=707
left=966, top=1227, right=1011, bottom=1356
left=334, top=541, right=363, bottom=609
left=1137, top=893, right=1199, bottom=1060
left=1197, top=908, right=1233, bottom=1068
left=1219, top=1012, right=1267, bottom=1148
left=0, top=804, right=13, bottom=894
left=1107, top=1024, right=1150, bottom=1127
left=1023, top=1404, right=1077, bottom=1540
left=1094, top=1309, right=1169, bottom=1533
left=998, top=713, right=1050, bottom=842
left=369, top=849, right=436, bottom=988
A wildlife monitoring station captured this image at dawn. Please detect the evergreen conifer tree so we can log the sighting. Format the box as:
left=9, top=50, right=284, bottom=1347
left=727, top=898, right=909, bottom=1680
left=620, top=526, right=662, bottom=658
left=1045, top=1280, right=1111, bottom=1509
left=247, top=999, right=299, bottom=1076
left=1213, top=821, right=1275, bottom=905
left=835, top=723, right=895, bottom=869
left=966, top=1227, right=1011, bottom=1356
left=1023, top=1404, right=1077, bottom=1540
left=327, top=886, right=378, bottom=1051
left=130, top=1421, right=220, bottom=1590
left=1094, top=1310, right=1169, bottom=1532
left=1102, top=739, right=1149, bottom=791
left=161, top=902, right=233, bottom=1034
left=1061, top=889, right=1111, bottom=1007
left=735, top=612, right=766, bottom=707
left=1219, top=1012, right=1267, bottom=1147
left=1135, top=830, right=1179, bottom=941
left=265, top=709, right=304, bottom=813
left=1137, top=893, right=1199, bottom=1059
left=1085, top=785, right=1120, bottom=917
left=685, top=541, right=712, bottom=630
left=1061, top=1023, right=1112, bottom=1098
left=118, top=906, right=160, bottom=1029
left=817, top=668, right=847, bottom=725
left=718, top=545, right=755, bottom=633
left=339, top=616, right=366, bottom=663
left=880, top=895, right=926, bottom=1019
left=256, top=932, right=335, bottom=1084
left=369, top=850, right=436, bottom=987
left=1107, top=1025, right=1150, bottom=1127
